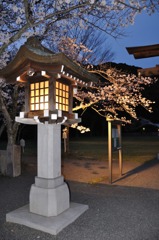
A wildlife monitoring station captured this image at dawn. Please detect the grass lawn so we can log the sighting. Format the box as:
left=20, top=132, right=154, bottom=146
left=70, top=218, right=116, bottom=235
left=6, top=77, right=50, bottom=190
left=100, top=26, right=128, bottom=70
left=1, top=135, right=159, bottom=164
left=67, top=135, right=159, bottom=163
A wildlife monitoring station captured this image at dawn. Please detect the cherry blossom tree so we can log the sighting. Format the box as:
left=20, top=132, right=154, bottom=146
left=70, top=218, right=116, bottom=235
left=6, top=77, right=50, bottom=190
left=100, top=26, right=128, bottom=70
left=55, top=36, right=156, bottom=131
left=73, top=65, right=156, bottom=123
left=57, top=27, right=114, bottom=65
left=1, top=0, right=159, bottom=68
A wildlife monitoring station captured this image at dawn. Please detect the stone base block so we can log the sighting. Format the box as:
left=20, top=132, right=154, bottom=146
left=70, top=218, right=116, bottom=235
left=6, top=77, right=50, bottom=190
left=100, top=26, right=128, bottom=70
left=30, top=181, right=70, bottom=217
left=6, top=203, right=89, bottom=235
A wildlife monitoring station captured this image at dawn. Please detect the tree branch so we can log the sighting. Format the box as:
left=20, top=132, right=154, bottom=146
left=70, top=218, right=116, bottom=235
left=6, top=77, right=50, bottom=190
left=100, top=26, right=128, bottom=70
left=0, top=1, right=90, bottom=56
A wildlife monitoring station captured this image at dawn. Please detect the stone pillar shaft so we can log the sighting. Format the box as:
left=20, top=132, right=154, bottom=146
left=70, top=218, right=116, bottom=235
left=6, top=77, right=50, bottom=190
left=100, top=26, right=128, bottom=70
left=37, top=123, right=61, bottom=179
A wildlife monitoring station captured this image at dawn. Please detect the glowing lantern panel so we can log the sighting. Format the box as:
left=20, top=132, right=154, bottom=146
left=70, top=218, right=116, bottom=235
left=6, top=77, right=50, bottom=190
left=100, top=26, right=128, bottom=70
left=55, top=82, right=69, bottom=112
left=30, top=80, right=49, bottom=111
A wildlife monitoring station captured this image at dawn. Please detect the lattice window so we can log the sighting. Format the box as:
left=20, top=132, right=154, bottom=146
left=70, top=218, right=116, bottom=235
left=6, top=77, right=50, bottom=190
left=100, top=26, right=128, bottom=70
left=56, top=82, right=69, bottom=112
left=30, top=81, right=49, bottom=111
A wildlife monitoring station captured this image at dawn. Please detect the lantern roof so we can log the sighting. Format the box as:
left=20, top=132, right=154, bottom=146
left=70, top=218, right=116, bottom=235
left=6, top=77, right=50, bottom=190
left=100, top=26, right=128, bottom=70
left=0, top=36, right=98, bottom=84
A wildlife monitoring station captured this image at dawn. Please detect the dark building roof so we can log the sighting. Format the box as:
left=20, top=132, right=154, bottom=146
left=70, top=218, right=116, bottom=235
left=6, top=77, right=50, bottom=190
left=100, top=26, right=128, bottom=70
left=126, top=44, right=159, bottom=77
left=126, top=44, right=159, bottom=59
left=138, top=65, right=159, bottom=77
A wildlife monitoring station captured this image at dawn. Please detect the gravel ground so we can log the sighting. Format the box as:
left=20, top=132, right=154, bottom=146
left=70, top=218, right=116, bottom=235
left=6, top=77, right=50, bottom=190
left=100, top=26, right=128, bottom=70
left=0, top=168, right=159, bottom=240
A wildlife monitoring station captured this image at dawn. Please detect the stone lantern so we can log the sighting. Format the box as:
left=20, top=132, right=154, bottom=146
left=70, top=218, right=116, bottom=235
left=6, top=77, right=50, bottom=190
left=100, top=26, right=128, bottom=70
left=1, top=36, right=95, bottom=124
left=1, top=37, right=98, bottom=235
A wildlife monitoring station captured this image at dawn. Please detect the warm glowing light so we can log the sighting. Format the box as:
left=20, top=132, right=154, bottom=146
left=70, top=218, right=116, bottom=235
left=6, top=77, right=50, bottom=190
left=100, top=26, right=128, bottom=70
left=31, top=105, right=34, bottom=110
left=40, top=89, right=44, bottom=95
left=36, top=90, right=39, bottom=96
left=40, top=96, right=44, bottom=102
left=31, top=84, right=34, bottom=90
left=45, top=103, right=48, bottom=109
left=40, top=82, right=44, bottom=88
left=45, top=88, right=48, bottom=94
left=31, top=91, right=34, bottom=97
left=45, top=81, right=49, bottom=87
left=30, top=80, right=49, bottom=111
left=55, top=81, right=69, bottom=112
left=35, top=104, right=39, bottom=110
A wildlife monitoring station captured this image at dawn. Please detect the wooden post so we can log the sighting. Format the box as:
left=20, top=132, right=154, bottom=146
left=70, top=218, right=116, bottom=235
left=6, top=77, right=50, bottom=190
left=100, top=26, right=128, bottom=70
left=117, top=124, right=122, bottom=176
left=108, top=121, right=112, bottom=184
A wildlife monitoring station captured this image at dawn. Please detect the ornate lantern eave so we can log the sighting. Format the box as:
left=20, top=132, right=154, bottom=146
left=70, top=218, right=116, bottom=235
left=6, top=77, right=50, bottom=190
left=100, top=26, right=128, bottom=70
left=0, top=40, right=97, bottom=84
left=0, top=37, right=98, bottom=126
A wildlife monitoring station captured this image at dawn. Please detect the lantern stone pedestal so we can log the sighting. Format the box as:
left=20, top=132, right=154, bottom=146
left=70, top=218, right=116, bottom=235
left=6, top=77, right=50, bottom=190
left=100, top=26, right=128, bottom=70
left=30, top=123, right=70, bottom=216
left=6, top=123, right=88, bottom=235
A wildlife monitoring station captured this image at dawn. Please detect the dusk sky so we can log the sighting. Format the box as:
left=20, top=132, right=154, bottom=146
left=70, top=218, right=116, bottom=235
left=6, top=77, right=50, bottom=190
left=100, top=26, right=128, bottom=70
left=110, top=11, right=159, bottom=69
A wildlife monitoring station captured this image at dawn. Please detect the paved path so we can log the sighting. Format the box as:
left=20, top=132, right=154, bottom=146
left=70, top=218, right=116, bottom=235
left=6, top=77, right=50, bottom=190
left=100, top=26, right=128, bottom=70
left=62, top=157, right=159, bottom=190
left=0, top=157, right=159, bottom=239
left=24, top=155, right=159, bottom=189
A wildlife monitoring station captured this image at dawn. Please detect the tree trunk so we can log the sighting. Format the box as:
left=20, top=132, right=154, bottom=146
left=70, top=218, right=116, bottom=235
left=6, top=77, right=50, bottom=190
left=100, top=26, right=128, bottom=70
left=0, top=123, right=5, bottom=138
left=0, top=85, right=22, bottom=176
left=5, top=123, right=21, bottom=177
left=6, top=143, right=21, bottom=177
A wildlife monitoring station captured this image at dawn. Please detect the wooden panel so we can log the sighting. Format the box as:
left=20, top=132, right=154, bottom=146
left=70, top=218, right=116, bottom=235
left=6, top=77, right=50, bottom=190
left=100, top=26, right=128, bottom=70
left=28, top=110, right=44, bottom=118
